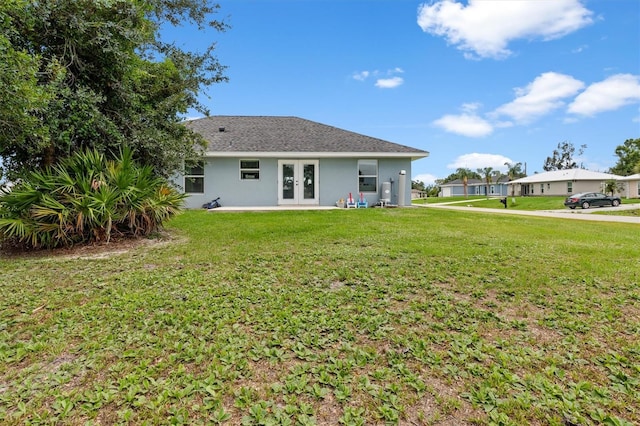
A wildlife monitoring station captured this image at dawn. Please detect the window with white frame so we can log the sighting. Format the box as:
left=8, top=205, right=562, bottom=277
left=358, top=160, right=378, bottom=192
left=184, top=161, right=205, bottom=193
left=240, top=160, right=260, bottom=180
left=567, top=181, right=573, bottom=193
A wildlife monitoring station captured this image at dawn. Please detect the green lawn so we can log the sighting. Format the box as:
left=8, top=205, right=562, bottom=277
left=1, top=209, right=639, bottom=425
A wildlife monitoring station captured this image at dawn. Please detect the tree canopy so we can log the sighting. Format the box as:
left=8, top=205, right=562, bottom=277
left=543, top=141, right=586, bottom=171
left=609, top=138, right=640, bottom=176
left=0, top=0, right=227, bottom=181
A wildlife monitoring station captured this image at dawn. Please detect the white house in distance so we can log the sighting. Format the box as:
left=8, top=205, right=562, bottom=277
left=178, top=116, right=429, bottom=208
left=507, top=169, right=623, bottom=197
left=618, top=173, right=640, bottom=199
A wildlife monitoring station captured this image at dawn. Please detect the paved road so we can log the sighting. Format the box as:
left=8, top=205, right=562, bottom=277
left=417, top=201, right=640, bottom=224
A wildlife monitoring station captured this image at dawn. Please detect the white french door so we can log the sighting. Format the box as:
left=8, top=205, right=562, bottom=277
left=278, top=160, right=319, bottom=205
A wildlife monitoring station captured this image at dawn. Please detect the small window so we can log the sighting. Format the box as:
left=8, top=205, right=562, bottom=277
left=240, top=160, right=260, bottom=180
left=540, top=183, right=544, bottom=194
left=184, top=161, right=204, bottom=193
left=567, top=181, right=573, bottom=193
left=358, top=160, right=378, bottom=192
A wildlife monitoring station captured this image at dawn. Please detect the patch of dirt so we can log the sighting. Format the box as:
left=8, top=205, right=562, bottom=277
left=0, top=231, right=182, bottom=260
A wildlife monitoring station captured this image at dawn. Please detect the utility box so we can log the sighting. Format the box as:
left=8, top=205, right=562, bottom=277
left=381, top=181, right=391, bottom=205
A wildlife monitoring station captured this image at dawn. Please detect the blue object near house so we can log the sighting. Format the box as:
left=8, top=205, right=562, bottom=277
left=357, top=193, right=368, bottom=208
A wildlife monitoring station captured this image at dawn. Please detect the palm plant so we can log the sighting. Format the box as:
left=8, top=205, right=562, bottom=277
left=604, top=179, right=623, bottom=196
left=0, top=148, right=186, bottom=249
left=505, top=162, right=525, bottom=196
left=456, top=168, right=472, bottom=198
left=477, top=167, right=494, bottom=197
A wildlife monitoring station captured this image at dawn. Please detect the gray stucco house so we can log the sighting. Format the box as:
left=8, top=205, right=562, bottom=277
left=178, top=116, right=429, bottom=208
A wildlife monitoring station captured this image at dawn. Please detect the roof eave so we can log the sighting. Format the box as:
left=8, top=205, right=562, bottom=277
left=203, top=151, right=429, bottom=160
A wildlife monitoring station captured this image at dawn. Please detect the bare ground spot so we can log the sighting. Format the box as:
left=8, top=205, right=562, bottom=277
left=0, top=230, right=184, bottom=260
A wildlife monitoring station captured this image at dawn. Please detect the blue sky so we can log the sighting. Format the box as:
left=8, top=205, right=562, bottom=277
left=167, top=0, right=640, bottom=184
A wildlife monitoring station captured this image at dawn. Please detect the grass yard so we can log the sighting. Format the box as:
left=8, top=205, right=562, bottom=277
left=1, top=209, right=639, bottom=425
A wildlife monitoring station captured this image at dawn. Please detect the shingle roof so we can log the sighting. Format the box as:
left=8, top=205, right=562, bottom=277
left=185, top=116, right=429, bottom=158
left=509, top=169, right=621, bottom=184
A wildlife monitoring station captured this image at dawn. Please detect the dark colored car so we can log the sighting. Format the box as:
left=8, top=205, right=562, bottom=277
left=564, top=192, right=621, bottom=209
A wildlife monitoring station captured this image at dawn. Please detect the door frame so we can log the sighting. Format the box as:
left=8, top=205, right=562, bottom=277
left=277, top=159, right=319, bottom=205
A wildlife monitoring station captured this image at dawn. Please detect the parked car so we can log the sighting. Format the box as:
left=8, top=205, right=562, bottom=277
left=564, top=192, right=621, bottom=209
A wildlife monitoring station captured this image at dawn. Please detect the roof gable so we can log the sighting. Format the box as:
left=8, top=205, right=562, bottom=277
left=186, top=116, right=429, bottom=158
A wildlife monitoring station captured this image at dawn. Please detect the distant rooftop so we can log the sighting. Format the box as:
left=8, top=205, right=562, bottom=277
left=509, top=169, right=621, bottom=184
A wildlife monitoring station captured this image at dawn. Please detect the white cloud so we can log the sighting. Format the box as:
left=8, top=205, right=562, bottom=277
left=572, top=44, right=588, bottom=53
left=413, top=173, right=438, bottom=185
left=433, top=113, right=493, bottom=137
left=353, top=68, right=404, bottom=88
left=433, top=71, right=638, bottom=138
left=492, top=72, right=585, bottom=123
left=417, top=0, right=593, bottom=59
left=375, top=77, right=404, bottom=89
left=567, top=74, right=640, bottom=116
left=447, top=153, right=513, bottom=171
left=461, top=102, right=482, bottom=113
left=352, top=71, right=370, bottom=81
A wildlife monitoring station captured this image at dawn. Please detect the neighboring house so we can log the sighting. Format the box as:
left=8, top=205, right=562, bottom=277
left=178, top=116, right=429, bottom=208
left=439, top=177, right=509, bottom=197
left=411, top=189, right=427, bottom=199
left=618, top=173, right=640, bottom=199
left=507, top=169, right=622, bottom=196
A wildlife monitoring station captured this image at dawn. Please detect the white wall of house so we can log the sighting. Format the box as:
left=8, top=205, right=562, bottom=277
left=509, top=180, right=623, bottom=197
left=620, top=175, right=640, bottom=198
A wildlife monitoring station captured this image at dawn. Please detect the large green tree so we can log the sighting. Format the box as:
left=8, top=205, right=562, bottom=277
left=0, top=0, right=227, bottom=181
left=609, top=138, right=640, bottom=176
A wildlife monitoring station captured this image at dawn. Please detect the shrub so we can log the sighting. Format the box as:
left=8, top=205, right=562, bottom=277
left=0, top=148, right=186, bottom=249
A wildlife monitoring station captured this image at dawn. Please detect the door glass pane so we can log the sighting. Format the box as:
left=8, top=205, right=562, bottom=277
left=303, top=164, right=315, bottom=199
left=282, top=164, right=294, bottom=199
